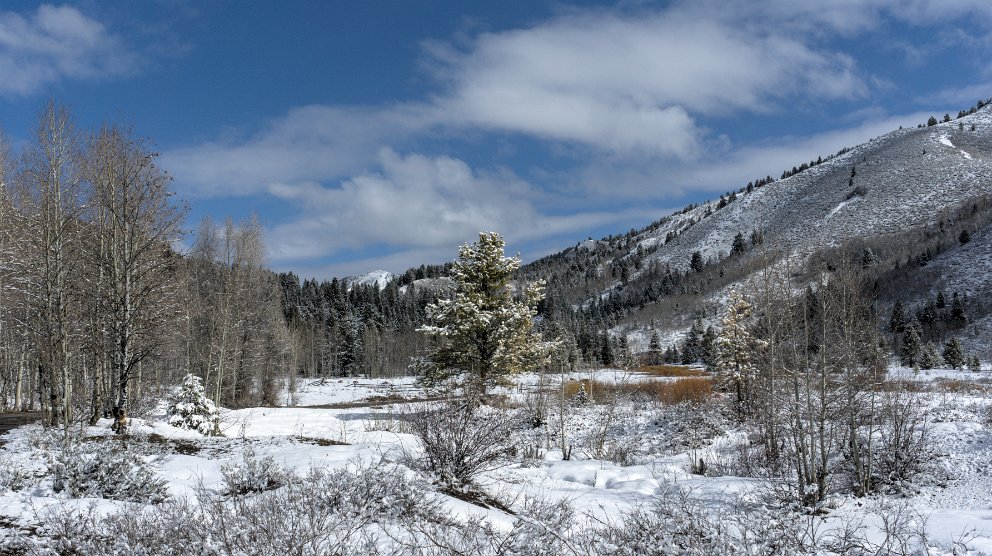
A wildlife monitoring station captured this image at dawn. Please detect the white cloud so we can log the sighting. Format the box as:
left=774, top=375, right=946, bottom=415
left=162, top=104, right=437, bottom=198
left=429, top=11, right=866, bottom=156
left=0, top=4, right=138, bottom=96
left=263, top=148, right=653, bottom=267
left=158, top=1, right=992, bottom=278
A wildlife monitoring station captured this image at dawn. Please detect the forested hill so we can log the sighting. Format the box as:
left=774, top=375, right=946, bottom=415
left=516, top=100, right=992, bottom=361
left=274, top=99, right=992, bottom=375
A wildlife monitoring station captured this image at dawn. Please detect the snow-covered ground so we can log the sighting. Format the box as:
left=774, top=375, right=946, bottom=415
left=2, top=367, right=992, bottom=553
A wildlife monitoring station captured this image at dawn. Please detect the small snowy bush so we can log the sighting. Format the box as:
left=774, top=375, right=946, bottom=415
left=25, top=464, right=437, bottom=555
left=408, top=402, right=517, bottom=487
left=51, top=440, right=168, bottom=503
left=0, top=455, right=29, bottom=492
left=220, top=448, right=290, bottom=495
left=168, top=373, right=222, bottom=436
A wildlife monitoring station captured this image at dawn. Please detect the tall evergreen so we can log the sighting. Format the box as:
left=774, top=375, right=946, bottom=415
left=415, top=232, right=546, bottom=398
left=942, top=337, right=964, bottom=369
left=899, top=320, right=922, bottom=367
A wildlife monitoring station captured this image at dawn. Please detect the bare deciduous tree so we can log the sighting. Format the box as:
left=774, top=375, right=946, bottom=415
left=86, top=124, right=185, bottom=433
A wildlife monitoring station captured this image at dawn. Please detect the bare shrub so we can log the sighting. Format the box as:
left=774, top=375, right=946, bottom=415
left=50, top=437, right=168, bottom=503
left=585, top=486, right=816, bottom=555
left=19, top=465, right=435, bottom=556
left=0, top=454, right=30, bottom=492
left=407, top=401, right=518, bottom=487
left=220, top=447, right=291, bottom=495
left=871, top=388, right=934, bottom=494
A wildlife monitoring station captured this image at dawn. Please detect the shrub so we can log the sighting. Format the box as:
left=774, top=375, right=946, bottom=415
left=408, top=402, right=517, bottom=487
left=0, top=454, right=29, bottom=492
left=168, top=373, right=222, bottom=436
left=220, top=448, right=291, bottom=495
left=561, top=377, right=714, bottom=405
left=51, top=439, right=168, bottom=503
left=21, top=465, right=436, bottom=556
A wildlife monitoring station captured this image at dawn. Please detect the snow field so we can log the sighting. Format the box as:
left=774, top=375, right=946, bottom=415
left=2, top=367, right=992, bottom=553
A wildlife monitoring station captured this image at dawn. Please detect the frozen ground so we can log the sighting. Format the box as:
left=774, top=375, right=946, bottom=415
left=2, top=367, right=992, bottom=554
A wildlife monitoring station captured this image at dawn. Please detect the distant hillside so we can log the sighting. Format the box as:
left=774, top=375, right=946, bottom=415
left=519, top=101, right=992, bottom=361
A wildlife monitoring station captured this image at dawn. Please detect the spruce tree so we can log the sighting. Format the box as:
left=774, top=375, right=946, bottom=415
left=681, top=318, right=705, bottom=364
left=717, top=291, right=764, bottom=418
left=416, top=232, right=545, bottom=399
left=919, top=343, right=939, bottom=370
left=889, top=301, right=906, bottom=333
left=690, top=251, right=705, bottom=273
left=899, top=321, right=922, bottom=367
left=168, top=374, right=222, bottom=436
left=942, top=337, right=964, bottom=369
left=731, top=232, right=747, bottom=255
left=701, top=325, right=719, bottom=369
left=648, top=331, right=662, bottom=364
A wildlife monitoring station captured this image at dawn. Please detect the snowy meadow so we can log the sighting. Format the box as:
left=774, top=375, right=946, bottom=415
left=1, top=364, right=991, bottom=555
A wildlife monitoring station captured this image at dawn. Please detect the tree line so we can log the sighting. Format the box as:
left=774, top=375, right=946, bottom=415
left=0, top=102, right=298, bottom=430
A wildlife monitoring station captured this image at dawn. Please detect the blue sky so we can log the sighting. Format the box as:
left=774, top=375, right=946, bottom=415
left=1, top=1, right=991, bottom=279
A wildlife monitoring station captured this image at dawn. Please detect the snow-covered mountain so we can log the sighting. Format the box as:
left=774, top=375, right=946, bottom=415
left=346, top=270, right=394, bottom=291
left=519, top=103, right=992, bottom=355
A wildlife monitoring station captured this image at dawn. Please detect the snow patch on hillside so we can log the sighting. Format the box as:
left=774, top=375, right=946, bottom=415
left=347, top=270, right=394, bottom=290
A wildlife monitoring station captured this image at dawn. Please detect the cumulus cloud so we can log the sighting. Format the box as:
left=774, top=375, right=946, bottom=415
left=427, top=10, right=866, bottom=156
left=264, top=148, right=648, bottom=266
left=161, top=104, right=438, bottom=198
left=158, top=0, right=992, bottom=277
left=0, top=4, right=138, bottom=96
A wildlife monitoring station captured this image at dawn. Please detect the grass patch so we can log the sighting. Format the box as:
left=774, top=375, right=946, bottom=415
left=561, top=377, right=714, bottom=405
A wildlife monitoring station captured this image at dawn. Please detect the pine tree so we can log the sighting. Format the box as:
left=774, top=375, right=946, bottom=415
left=701, top=325, right=719, bottom=369
left=731, top=232, right=747, bottom=255
left=681, top=318, right=705, bottom=364
left=899, top=321, right=922, bottom=367
left=648, top=330, right=662, bottom=365
left=690, top=251, right=705, bottom=273
left=717, top=291, right=764, bottom=417
left=416, top=232, right=546, bottom=399
left=942, top=337, right=964, bottom=369
left=600, top=332, right=615, bottom=366
left=919, top=343, right=939, bottom=370
left=168, top=374, right=222, bottom=436
left=573, top=383, right=591, bottom=405
left=950, top=293, right=967, bottom=327
left=889, top=301, right=906, bottom=333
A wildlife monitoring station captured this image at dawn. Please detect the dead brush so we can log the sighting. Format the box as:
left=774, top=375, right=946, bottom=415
left=560, top=377, right=714, bottom=405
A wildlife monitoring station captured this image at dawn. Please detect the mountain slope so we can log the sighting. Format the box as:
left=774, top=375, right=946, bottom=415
left=520, top=103, right=992, bottom=355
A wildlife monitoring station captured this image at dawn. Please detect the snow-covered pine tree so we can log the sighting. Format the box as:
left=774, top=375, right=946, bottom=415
left=717, top=290, right=764, bottom=418
left=416, top=232, right=546, bottom=400
left=573, top=383, right=591, bottom=405
left=648, top=331, right=662, bottom=365
left=942, top=337, right=964, bottom=369
left=899, top=321, right=922, bottom=367
left=919, top=343, right=939, bottom=370
left=168, top=373, right=222, bottom=436
left=681, top=318, right=705, bottom=364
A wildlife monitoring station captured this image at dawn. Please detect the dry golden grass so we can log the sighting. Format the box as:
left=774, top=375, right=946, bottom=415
left=560, top=376, right=714, bottom=405
left=636, top=365, right=708, bottom=378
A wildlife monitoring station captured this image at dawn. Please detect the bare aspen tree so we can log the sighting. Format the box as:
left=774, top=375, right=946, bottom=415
left=189, top=215, right=288, bottom=407
left=0, top=128, right=16, bottom=410
left=86, top=124, right=184, bottom=434
left=18, top=101, right=86, bottom=427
